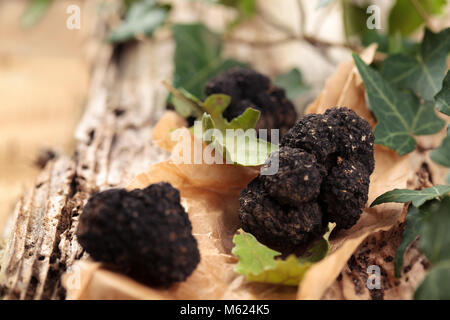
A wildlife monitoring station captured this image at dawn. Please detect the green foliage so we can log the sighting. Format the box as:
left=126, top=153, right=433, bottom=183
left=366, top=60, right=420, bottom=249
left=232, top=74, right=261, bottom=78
left=166, top=84, right=276, bottom=166
left=370, top=185, right=450, bottom=207
left=435, top=71, right=450, bottom=116
left=353, top=54, right=445, bottom=155
left=273, top=68, right=310, bottom=100
left=394, top=206, right=423, bottom=277
left=21, top=0, right=53, bottom=28
left=172, top=23, right=247, bottom=99
left=108, top=0, right=171, bottom=43
left=199, top=96, right=276, bottom=166
left=381, top=28, right=450, bottom=100
left=220, top=0, right=257, bottom=19
left=232, top=224, right=335, bottom=286
left=362, top=30, right=420, bottom=56
left=362, top=30, right=390, bottom=53
left=388, top=0, right=447, bottom=36
left=430, top=126, right=450, bottom=168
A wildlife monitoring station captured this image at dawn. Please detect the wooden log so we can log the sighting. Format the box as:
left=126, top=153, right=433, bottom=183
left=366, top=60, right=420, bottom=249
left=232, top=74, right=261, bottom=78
left=0, top=32, right=174, bottom=300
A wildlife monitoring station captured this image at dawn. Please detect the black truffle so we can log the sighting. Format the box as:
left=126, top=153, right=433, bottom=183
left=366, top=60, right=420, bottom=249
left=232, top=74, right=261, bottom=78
left=76, top=182, right=200, bottom=287
left=239, top=107, right=375, bottom=254
left=205, top=67, right=298, bottom=136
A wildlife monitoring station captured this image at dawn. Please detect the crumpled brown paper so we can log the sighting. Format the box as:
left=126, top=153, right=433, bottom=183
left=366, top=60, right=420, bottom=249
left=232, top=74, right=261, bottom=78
left=64, top=46, right=420, bottom=300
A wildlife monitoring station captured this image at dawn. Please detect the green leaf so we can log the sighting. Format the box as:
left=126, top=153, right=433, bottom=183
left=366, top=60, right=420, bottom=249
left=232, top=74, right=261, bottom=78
left=172, top=23, right=247, bottom=99
left=394, top=206, right=423, bottom=277
left=227, top=108, right=260, bottom=131
left=362, top=30, right=390, bottom=53
left=165, top=83, right=203, bottom=119
left=353, top=54, right=445, bottom=155
left=388, top=0, right=447, bottom=36
left=415, top=260, right=450, bottom=300
left=362, top=30, right=419, bottom=55
left=370, top=185, right=450, bottom=208
left=166, top=83, right=276, bottom=166
left=435, top=71, right=450, bottom=116
left=430, top=125, right=450, bottom=168
left=420, top=196, right=450, bottom=264
left=198, top=98, right=277, bottom=166
left=232, top=223, right=335, bottom=286
left=273, top=68, right=310, bottom=100
left=381, top=28, right=450, bottom=100
left=342, top=0, right=368, bottom=38
left=21, top=0, right=53, bottom=28
left=108, top=0, right=170, bottom=43
left=202, top=94, right=232, bottom=129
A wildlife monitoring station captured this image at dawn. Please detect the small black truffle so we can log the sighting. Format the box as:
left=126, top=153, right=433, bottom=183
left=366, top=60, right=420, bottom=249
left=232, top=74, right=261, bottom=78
left=205, top=67, right=298, bottom=136
left=239, top=107, right=375, bottom=254
left=76, top=182, right=200, bottom=287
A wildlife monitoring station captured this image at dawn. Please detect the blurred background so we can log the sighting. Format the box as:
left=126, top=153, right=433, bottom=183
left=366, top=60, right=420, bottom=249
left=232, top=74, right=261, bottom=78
left=0, top=0, right=449, bottom=231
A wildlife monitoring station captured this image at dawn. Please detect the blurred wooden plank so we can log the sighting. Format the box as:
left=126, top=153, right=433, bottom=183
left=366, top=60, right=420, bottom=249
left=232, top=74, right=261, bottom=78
left=0, top=22, right=173, bottom=301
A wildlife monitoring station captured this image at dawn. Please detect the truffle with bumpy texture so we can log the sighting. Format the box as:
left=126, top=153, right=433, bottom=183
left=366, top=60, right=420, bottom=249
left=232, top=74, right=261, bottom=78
left=205, top=67, right=298, bottom=136
left=76, top=182, right=200, bottom=287
left=239, top=107, right=374, bottom=254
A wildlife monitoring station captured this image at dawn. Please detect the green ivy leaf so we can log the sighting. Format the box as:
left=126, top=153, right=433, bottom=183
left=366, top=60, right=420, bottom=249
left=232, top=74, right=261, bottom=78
left=273, top=68, right=310, bottom=100
left=166, top=83, right=276, bottom=166
left=381, top=28, right=450, bottom=100
left=353, top=54, right=445, bottom=155
left=232, top=224, right=335, bottom=286
left=108, top=0, right=170, bottom=43
left=388, top=0, right=447, bottom=36
left=435, top=71, right=450, bottom=116
left=419, top=197, right=450, bottom=264
left=430, top=125, right=450, bottom=168
left=415, top=260, right=450, bottom=300
left=21, top=0, right=53, bottom=28
left=172, top=23, right=247, bottom=99
left=371, top=185, right=450, bottom=208
left=394, top=206, right=423, bottom=277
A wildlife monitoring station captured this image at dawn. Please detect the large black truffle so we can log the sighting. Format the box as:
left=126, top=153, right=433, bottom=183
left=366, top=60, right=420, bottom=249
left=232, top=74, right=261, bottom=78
left=76, top=182, right=200, bottom=287
left=205, top=67, right=298, bottom=136
left=239, top=107, right=375, bottom=254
